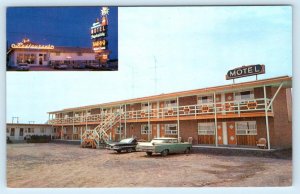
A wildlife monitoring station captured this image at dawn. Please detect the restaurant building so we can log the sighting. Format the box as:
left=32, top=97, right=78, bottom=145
left=48, top=75, right=292, bottom=150
left=7, top=38, right=97, bottom=67
left=6, top=123, right=54, bottom=142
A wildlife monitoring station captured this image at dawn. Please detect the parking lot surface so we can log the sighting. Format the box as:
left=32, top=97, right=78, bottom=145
left=7, top=143, right=292, bottom=187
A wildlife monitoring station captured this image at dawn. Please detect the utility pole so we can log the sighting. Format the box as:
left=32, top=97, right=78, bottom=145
left=12, top=117, right=19, bottom=124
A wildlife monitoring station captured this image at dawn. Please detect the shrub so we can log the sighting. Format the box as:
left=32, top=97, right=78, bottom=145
left=26, top=135, right=51, bottom=143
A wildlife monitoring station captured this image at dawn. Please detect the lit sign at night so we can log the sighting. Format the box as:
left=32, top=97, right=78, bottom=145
left=101, top=7, right=109, bottom=16
left=92, top=40, right=107, bottom=50
left=11, top=38, right=54, bottom=50
left=226, top=64, right=265, bottom=80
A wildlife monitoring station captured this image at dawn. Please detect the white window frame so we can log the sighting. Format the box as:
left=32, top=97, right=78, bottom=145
left=197, top=95, right=214, bottom=104
left=63, top=127, right=67, bottom=134
left=141, top=124, right=152, bottom=134
left=141, top=102, right=150, bottom=111
left=235, top=121, right=257, bottom=135
left=10, top=128, right=15, bottom=136
left=165, top=100, right=177, bottom=108
left=165, top=124, right=178, bottom=135
left=40, top=128, right=45, bottom=133
left=235, top=89, right=254, bottom=101
left=73, top=127, right=78, bottom=134
left=198, top=122, right=215, bottom=135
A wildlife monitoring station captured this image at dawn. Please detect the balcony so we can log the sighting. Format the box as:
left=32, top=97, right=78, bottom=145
left=49, top=98, right=272, bottom=125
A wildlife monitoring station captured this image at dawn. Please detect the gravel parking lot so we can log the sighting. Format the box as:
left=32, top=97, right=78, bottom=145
left=6, top=143, right=292, bottom=187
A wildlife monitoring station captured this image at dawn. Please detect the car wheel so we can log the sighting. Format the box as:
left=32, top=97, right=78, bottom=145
left=127, top=148, right=133, bottom=153
left=117, top=150, right=121, bottom=153
left=146, top=152, right=152, bottom=156
left=161, top=149, right=169, bottom=157
left=184, top=147, right=191, bottom=154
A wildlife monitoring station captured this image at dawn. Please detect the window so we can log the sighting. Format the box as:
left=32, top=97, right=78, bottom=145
left=40, top=128, right=45, bottom=133
left=43, top=54, right=47, bottom=61
left=55, top=52, right=61, bottom=56
left=53, top=128, right=57, bottom=133
left=165, top=100, right=177, bottom=108
left=235, top=90, right=254, bottom=101
left=198, top=123, right=215, bottom=135
left=141, top=103, right=150, bottom=110
left=10, top=128, right=15, bottom=136
left=63, top=127, right=67, bottom=134
left=17, top=53, right=36, bottom=64
left=73, top=127, right=78, bottom=134
left=236, top=121, right=257, bottom=135
left=165, top=124, right=178, bottom=135
left=198, top=95, right=213, bottom=104
left=28, top=128, right=34, bottom=133
left=115, top=125, right=123, bottom=134
left=141, top=124, right=152, bottom=134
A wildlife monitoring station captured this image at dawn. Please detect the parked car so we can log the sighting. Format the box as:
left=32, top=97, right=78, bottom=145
left=73, top=63, right=86, bottom=69
left=107, top=137, right=138, bottom=153
left=54, top=64, right=68, bottom=70
left=136, top=137, right=192, bottom=157
left=16, top=63, right=29, bottom=71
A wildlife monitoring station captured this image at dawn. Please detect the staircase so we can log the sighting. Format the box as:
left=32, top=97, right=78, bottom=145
left=81, top=112, right=121, bottom=148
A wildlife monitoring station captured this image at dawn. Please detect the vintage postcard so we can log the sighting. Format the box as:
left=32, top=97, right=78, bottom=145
left=6, top=6, right=292, bottom=188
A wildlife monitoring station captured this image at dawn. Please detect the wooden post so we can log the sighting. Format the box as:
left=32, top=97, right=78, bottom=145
left=214, top=92, right=218, bottom=147
left=177, top=96, right=180, bottom=141
left=263, top=85, right=271, bottom=150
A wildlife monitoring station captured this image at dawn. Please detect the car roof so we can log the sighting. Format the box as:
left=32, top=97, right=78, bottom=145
left=153, top=137, right=178, bottom=140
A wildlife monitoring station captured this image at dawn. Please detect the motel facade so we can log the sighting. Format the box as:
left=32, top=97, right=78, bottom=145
left=48, top=75, right=292, bottom=150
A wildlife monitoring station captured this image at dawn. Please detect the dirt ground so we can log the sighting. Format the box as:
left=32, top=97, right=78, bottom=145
left=6, top=143, right=292, bottom=187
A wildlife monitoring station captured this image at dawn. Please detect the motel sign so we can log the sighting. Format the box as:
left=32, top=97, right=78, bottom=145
left=226, top=64, right=265, bottom=80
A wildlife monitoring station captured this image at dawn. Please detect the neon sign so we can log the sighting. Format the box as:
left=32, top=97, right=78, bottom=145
left=101, top=7, right=109, bottom=16
left=11, top=42, right=54, bottom=50
left=92, top=40, right=107, bottom=50
left=91, top=33, right=106, bottom=39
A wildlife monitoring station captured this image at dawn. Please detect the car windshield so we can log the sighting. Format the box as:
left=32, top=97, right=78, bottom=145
left=119, top=138, right=133, bottom=143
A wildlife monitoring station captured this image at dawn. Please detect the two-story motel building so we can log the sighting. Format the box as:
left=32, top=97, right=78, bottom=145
left=48, top=76, right=292, bottom=149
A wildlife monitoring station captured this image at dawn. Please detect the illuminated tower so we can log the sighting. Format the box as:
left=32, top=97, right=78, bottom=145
left=91, top=7, right=110, bottom=64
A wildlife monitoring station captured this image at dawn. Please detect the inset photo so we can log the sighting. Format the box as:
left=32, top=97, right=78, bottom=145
left=6, top=6, right=118, bottom=71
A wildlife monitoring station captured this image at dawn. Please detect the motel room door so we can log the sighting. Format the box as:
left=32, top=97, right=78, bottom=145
left=226, top=122, right=237, bottom=145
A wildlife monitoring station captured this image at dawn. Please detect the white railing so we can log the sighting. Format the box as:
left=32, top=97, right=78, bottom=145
left=49, top=98, right=272, bottom=124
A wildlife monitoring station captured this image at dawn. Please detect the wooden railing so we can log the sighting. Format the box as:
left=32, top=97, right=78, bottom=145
left=49, top=98, right=272, bottom=125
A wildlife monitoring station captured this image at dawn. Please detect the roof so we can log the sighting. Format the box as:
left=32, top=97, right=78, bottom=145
left=7, top=123, right=52, bottom=127
left=53, top=46, right=94, bottom=53
left=48, top=75, right=292, bottom=114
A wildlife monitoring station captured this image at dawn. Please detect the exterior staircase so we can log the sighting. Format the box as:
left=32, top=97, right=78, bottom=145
left=81, top=112, right=121, bottom=148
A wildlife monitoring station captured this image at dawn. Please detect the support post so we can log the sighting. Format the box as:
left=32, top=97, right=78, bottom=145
left=119, top=105, right=122, bottom=140
left=177, top=97, right=180, bottom=141
left=124, top=104, right=127, bottom=138
left=214, top=92, right=218, bottom=147
left=72, top=111, right=74, bottom=140
left=148, top=101, right=150, bottom=141
left=263, top=85, right=271, bottom=150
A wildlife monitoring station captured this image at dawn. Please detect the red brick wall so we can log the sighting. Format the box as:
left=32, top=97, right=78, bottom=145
left=179, top=120, right=198, bottom=144
left=179, top=96, right=197, bottom=106
left=270, top=87, right=292, bottom=148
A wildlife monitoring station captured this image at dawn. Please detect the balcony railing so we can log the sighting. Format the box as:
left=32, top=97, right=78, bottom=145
left=49, top=98, right=272, bottom=125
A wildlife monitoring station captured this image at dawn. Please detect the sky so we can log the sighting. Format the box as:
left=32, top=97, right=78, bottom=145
left=6, top=6, right=118, bottom=59
left=6, top=6, right=292, bottom=123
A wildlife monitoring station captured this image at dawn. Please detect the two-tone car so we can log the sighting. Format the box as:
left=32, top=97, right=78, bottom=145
left=136, top=137, right=192, bottom=157
left=107, top=137, right=138, bottom=153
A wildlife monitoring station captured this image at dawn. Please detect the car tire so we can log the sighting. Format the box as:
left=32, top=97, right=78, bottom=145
left=161, top=149, right=169, bottom=157
left=127, top=148, right=133, bottom=153
left=146, top=152, right=152, bottom=156
left=117, top=150, right=121, bottom=153
left=184, top=147, right=191, bottom=154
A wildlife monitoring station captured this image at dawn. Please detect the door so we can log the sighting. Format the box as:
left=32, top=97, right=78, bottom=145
left=39, top=57, right=43, bottom=65
left=226, top=122, right=237, bottom=145
left=217, top=123, right=223, bottom=145
left=19, top=128, right=24, bottom=137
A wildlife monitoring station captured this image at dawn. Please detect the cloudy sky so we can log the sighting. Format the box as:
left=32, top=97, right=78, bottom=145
left=6, top=6, right=292, bottom=123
